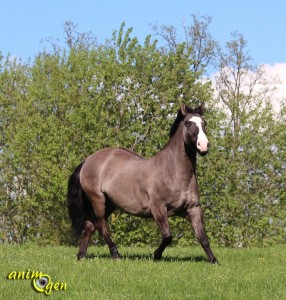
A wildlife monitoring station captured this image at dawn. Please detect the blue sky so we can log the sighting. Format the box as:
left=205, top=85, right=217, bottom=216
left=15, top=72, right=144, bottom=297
left=1, top=0, right=285, bottom=66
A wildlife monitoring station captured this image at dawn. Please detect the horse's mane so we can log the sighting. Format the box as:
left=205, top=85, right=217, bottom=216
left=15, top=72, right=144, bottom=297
left=169, top=110, right=184, bottom=138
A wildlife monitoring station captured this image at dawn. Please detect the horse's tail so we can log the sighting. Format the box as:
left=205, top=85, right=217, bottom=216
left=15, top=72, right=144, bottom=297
left=67, top=161, right=93, bottom=240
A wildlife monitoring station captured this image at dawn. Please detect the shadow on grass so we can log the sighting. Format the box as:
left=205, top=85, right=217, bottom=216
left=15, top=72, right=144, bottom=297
left=85, top=252, right=208, bottom=263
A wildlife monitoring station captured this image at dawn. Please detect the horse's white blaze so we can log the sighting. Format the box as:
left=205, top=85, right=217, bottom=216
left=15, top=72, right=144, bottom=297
left=189, top=116, right=209, bottom=152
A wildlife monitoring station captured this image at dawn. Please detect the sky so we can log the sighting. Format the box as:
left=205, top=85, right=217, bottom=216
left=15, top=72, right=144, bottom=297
left=1, top=0, right=285, bottom=108
left=1, top=0, right=285, bottom=64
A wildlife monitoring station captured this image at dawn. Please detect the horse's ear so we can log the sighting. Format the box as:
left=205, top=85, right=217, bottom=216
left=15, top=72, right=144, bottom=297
left=194, top=103, right=206, bottom=115
left=180, top=103, right=187, bottom=116
left=180, top=103, right=193, bottom=116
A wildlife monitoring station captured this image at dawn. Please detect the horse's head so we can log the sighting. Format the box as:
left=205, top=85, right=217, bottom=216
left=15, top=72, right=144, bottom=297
left=181, top=103, right=209, bottom=156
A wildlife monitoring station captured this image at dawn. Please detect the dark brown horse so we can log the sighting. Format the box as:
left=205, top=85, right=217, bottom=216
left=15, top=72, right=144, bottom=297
left=67, top=103, right=218, bottom=263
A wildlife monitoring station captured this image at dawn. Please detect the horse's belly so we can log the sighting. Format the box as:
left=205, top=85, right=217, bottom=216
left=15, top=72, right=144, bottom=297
left=108, top=193, right=152, bottom=217
left=104, top=178, right=152, bottom=217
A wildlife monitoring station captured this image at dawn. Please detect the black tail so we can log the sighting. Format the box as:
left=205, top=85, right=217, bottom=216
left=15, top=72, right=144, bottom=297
left=67, top=162, right=94, bottom=240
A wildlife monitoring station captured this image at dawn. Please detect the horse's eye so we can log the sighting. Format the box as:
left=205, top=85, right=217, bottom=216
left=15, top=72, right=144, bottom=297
left=185, top=121, right=191, bottom=127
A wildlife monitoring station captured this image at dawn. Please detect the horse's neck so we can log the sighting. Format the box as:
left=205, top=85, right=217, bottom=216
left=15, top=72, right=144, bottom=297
left=157, top=128, right=197, bottom=178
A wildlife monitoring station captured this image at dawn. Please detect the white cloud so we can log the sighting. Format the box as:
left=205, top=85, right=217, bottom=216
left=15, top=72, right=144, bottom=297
left=261, top=63, right=286, bottom=112
left=210, top=62, right=286, bottom=113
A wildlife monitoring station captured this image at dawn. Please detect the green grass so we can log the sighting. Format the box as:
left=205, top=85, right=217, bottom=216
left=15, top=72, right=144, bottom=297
left=0, top=244, right=285, bottom=299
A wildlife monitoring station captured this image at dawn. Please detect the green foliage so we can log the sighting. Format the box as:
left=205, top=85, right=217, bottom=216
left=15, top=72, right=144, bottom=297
left=199, top=106, right=286, bottom=247
left=0, top=20, right=285, bottom=247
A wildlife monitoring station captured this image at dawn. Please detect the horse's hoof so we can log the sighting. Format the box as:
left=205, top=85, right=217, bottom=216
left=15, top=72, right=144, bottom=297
left=210, top=257, right=218, bottom=264
left=111, top=251, right=121, bottom=259
left=153, top=252, right=162, bottom=261
left=77, top=254, right=86, bottom=260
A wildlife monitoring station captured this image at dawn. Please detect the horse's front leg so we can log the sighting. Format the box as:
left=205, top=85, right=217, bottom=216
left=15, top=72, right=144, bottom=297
left=151, top=206, right=172, bottom=260
left=186, top=205, right=218, bottom=264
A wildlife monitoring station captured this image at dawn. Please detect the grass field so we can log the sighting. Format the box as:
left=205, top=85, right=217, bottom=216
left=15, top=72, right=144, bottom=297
left=0, top=243, right=285, bottom=299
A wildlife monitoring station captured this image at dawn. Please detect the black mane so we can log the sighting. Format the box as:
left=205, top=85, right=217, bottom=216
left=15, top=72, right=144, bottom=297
left=169, top=110, right=184, bottom=138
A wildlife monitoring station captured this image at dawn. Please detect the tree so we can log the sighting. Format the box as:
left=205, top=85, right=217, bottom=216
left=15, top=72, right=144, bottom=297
left=214, top=32, right=277, bottom=147
left=153, top=14, right=217, bottom=74
left=203, top=31, right=286, bottom=246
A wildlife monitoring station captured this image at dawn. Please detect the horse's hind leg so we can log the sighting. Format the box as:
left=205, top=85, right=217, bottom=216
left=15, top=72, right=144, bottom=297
left=88, top=193, right=120, bottom=259
left=96, top=217, right=121, bottom=259
left=77, top=220, right=96, bottom=259
left=186, top=205, right=218, bottom=264
left=152, top=206, right=172, bottom=260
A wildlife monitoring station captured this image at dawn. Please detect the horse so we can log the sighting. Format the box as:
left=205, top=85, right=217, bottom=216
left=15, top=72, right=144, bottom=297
left=67, top=103, right=218, bottom=263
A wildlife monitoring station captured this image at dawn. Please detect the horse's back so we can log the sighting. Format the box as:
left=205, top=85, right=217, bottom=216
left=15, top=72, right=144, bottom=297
left=80, top=147, right=145, bottom=192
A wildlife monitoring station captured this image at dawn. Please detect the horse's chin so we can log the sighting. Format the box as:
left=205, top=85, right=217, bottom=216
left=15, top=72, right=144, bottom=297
left=198, top=150, right=208, bottom=156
